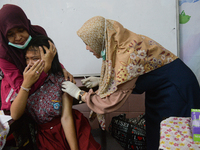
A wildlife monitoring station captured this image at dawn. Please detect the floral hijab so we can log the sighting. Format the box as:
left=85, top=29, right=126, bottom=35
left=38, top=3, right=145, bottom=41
left=77, top=16, right=178, bottom=98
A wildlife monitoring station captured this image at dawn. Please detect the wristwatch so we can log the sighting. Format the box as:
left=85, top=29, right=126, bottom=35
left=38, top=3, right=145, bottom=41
left=78, top=90, right=86, bottom=102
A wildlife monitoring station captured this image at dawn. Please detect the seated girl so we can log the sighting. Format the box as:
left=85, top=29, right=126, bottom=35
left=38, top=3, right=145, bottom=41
left=10, top=35, right=101, bottom=150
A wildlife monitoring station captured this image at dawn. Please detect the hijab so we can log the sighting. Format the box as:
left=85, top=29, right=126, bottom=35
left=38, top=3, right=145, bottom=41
left=0, top=4, right=47, bottom=73
left=77, top=16, right=178, bottom=98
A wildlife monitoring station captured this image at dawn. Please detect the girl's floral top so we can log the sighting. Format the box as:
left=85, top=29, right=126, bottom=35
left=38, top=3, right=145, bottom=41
left=26, top=73, right=65, bottom=124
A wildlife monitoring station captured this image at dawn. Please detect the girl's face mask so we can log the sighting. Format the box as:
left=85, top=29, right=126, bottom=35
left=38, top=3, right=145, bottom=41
left=8, top=35, right=32, bottom=49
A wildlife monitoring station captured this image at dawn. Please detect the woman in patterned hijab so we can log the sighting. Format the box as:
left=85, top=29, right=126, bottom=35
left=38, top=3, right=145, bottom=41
left=62, top=16, right=200, bottom=149
left=77, top=16, right=178, bottom=98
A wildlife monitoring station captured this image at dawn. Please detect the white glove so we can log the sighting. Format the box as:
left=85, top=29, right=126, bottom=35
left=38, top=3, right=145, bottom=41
left=62, top=81, right=81, bottom=99
left=81, top=76, right=100, bottom=88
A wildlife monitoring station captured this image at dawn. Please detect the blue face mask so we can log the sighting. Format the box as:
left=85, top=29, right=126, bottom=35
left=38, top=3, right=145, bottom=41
left=8, top=35, right=32, bottom=49
left=101, top=49, right=106, bottom=61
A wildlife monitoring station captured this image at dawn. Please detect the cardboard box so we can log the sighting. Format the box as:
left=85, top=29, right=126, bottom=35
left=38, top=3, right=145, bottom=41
left=191, top=109, right=200, bottom=141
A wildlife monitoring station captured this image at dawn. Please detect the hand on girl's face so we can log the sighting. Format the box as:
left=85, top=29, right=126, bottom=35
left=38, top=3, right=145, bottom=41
left=23, top=60, right=44, bottom=88
left=40, top=41, right=57, bottom=64
left=39, top=41, right=57, bottom=73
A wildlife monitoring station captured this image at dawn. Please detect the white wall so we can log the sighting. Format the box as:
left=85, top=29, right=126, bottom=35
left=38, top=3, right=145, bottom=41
left=0, top=0, right=178, bottom=76
left=179, top=1, right=200, bottom=84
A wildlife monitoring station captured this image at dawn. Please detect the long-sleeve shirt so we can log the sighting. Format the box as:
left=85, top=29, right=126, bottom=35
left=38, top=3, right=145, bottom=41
left=0, top=58, right=48, bottom=110
left=84, top=77, right=138, bottom=114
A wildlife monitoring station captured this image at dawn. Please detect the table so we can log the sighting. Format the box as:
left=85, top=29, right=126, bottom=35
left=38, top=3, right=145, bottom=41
left=159, top=117, right=200, bottom=150
left=0, top=111, right=12, bottom=149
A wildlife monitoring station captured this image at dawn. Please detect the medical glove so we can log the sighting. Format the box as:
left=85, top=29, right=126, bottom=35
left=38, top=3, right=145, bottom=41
left=62, top=81, right=81, bottom=99
left=81, top=76, right=100, bottom=88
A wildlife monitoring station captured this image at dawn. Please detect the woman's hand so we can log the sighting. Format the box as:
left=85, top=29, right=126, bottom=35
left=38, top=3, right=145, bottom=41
left=63, top=69, right=76, bottom=84
left=40, top=40, right=57, bottom=73
left=11, top=60, right=44, bottom=120
left=62, top=81, right=81, bottom=100
left=22, top=60, right=44, bottom=88
left=81, top=76, right=100, bottom=88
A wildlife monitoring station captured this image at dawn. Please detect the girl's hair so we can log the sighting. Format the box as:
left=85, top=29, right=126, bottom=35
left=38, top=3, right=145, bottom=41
left=25, top=35, right=63, bottom=75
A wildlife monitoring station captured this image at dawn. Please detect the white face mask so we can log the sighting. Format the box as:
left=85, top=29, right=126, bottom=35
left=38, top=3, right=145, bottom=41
left=8, top=35, right=32, bottom=49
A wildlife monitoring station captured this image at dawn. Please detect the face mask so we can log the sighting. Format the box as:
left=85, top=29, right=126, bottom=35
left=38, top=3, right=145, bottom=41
left=101, top=20, right=106, bottom=61
left=101, top=49, right=106, bottom=61
left=8, top=35, right=32, bottom=49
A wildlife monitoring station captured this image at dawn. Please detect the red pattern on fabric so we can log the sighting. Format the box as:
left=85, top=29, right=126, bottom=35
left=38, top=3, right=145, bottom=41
left=25, top=73, right=101, bottom=149
left=36, top=109, right=101, bottom=150
left=26, top=73, right=64, bottom=124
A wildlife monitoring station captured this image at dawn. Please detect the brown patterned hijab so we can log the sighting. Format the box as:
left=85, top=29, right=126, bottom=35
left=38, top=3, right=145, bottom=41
left=77, top=16, right=178, bottom=98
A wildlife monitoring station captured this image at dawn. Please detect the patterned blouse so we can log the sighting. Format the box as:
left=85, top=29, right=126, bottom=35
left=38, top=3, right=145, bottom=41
left=26, top=73, right=65, bottom=124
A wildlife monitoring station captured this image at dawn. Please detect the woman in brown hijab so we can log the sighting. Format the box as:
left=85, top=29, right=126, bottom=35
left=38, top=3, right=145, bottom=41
left=62, top=16, right=200, bottom=149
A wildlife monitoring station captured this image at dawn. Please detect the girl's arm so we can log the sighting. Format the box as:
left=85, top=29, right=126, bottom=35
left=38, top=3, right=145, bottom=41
left=61, top=93, right=79, bottom=150
left=10, top=60, right=44, bottom=120
left=0, top=58, right=47, bottom=95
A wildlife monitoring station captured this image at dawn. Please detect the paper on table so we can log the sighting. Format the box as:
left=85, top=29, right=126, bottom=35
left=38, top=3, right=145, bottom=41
left=0, top=110, right=12, bottom=124
left=0, top=110, right=11, bottom=149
